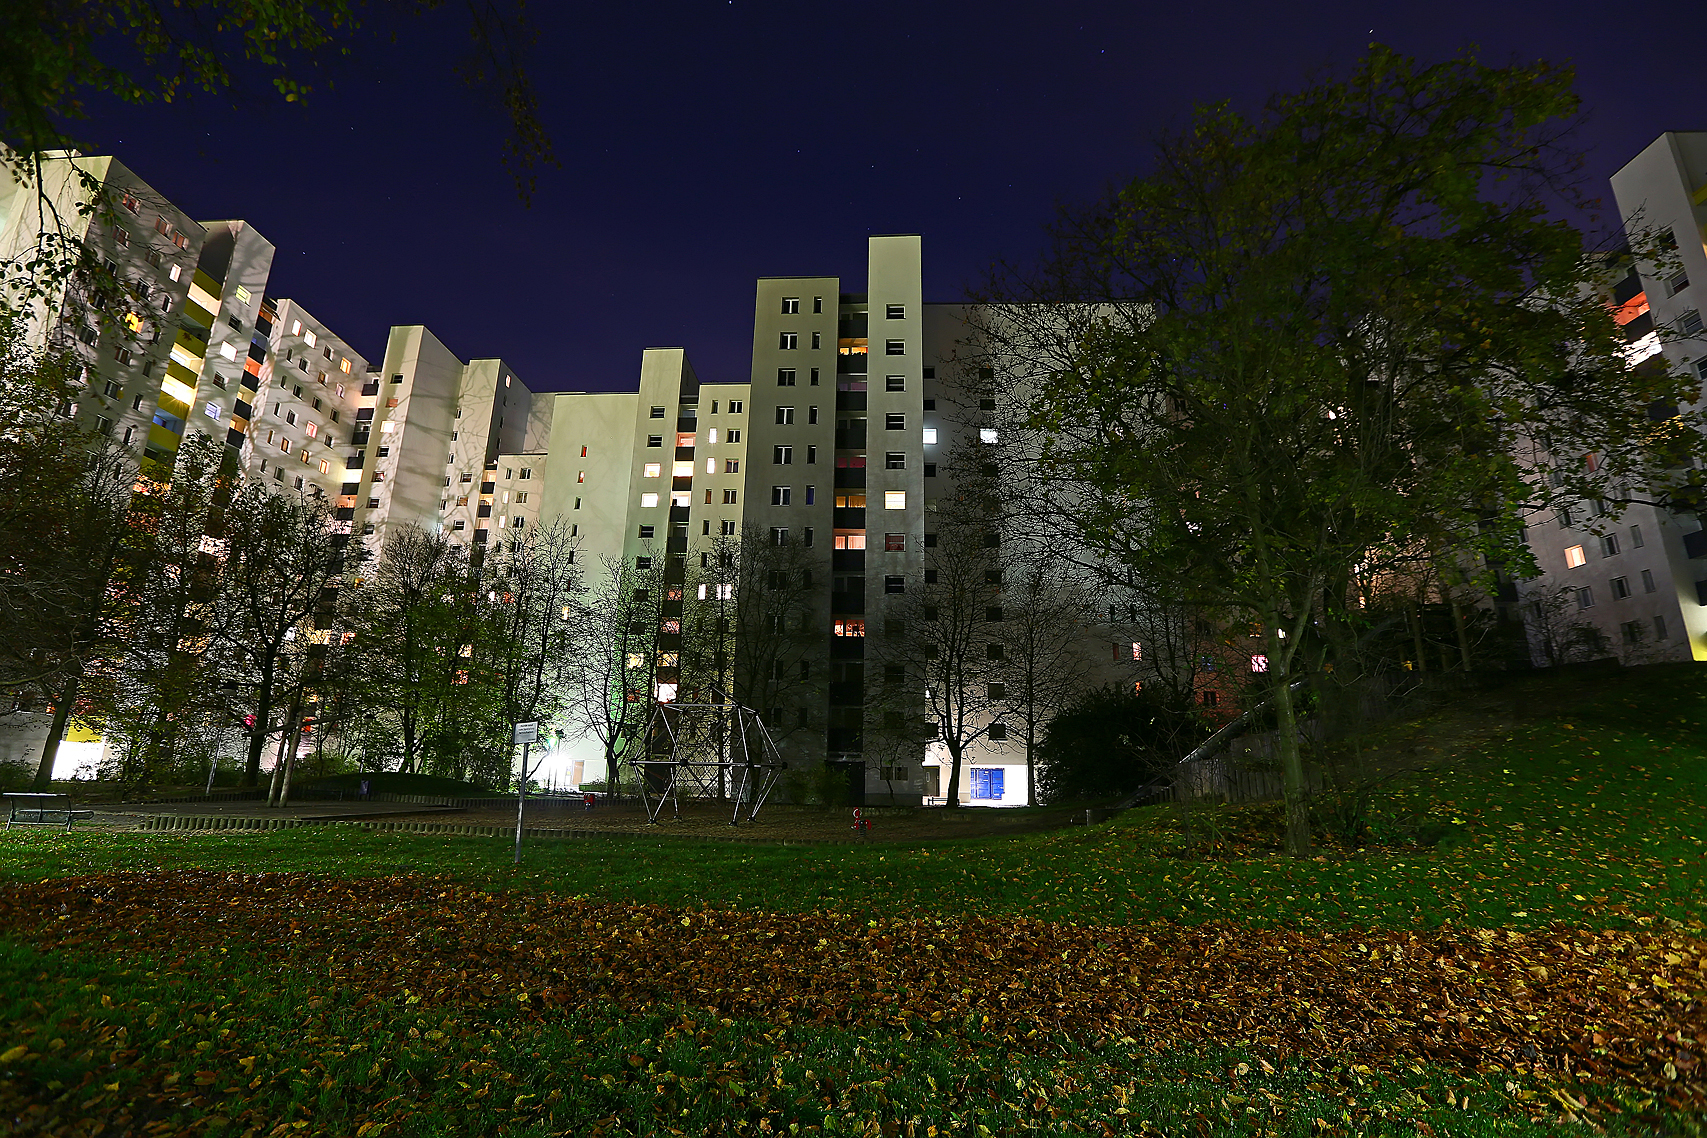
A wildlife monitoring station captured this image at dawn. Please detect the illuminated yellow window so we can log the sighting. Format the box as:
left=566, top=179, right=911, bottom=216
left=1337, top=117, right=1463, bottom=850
left=1564, top=545, right=1586, bottom=569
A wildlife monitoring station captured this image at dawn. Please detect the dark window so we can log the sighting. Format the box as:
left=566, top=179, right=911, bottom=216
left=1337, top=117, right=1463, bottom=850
left=773, top=445, right=793, bottom=465
left=885, top=413, right=905, bottom=430
left=986, top=606, right=1004, bottom=622
left=886, top=304, right=905, bottom=319
left=650, top=405, right=666, bottom=418
left=924, top=462, right=937, bottom=477
left=986, top=643, right=1004, bottom=660
left=988, top=723, right=1007, bottom=741
left=885, top=575, right=905, bottom=594
left=923, top=569, right=938, bottom=584
left=647, top=435, right=663, bottom=447
left=777, top=368, right=796, bottom=386
left=638, top=525, right=654, bottom=538
left=885, top=533, right=905, bottom=552
left=885, top=339, right=905, bottom=355
left=886, top=375, right=905, bottom=392
left=885, top=452, right=906, bottom=469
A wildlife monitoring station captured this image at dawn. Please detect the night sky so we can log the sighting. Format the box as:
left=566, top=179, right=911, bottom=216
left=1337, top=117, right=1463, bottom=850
left=70, top=0, right=1707, bottom=393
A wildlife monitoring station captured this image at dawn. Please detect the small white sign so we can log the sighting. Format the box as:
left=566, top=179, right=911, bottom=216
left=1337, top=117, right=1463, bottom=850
left=512, top=721, right=539, bottom=745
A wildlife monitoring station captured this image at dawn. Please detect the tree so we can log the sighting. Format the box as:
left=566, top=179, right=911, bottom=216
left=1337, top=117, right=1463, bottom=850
left=206, top=480, right=358, bottom=788
left=341, top=523, right=471, bottom=776
left=872, top=514, right=1006, bottom=808
left=1036, top=685, right=1205, bottom=804
left=484, top=518, right=584, bottom=788
left=976, top=47, right=1706, bottom=854
left=996, top=556, right=1094, bottom=805
left=564, top=553, right=663, bottom=798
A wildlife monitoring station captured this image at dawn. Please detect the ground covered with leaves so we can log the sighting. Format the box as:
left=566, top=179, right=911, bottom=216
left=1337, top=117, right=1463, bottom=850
left=1, top=664, right=1705, bottom=1134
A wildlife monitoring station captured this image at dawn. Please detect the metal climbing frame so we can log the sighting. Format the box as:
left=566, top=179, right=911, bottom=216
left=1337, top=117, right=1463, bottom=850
left=626, top=702, right=786, bottom=825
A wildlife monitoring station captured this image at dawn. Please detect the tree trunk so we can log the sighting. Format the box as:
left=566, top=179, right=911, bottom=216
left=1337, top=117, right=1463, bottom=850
left=1409, top=600, right=1427, bottom=673
left=942, top=740, right=964, bottom=809
left=1025, top=723, right=1037, bottom=807
left=278, top=725, right=301, bottom=807
left=1450, top=598, right=1473, bottom=672
left=32, top=674, right=79, bottom=790
left=243, top=671, right=275, bottom=788
left=1270, top=634, right=1312, bottom=857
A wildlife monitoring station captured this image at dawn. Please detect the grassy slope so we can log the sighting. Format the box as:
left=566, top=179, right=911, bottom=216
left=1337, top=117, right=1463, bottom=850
left=1, top=664, right=1704, bottom=1135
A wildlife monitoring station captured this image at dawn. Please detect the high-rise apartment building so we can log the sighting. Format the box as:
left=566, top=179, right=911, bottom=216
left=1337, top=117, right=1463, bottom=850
left=1517, top=132, right=1707, bottom=665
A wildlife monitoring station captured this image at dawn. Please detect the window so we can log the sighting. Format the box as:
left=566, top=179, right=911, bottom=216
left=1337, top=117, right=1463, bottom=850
left=636, top=556, right=653, bottom=570
left=772, top=486, right=792, bottom=505
left=885, top=575, right=906, bottom=594
left=1611, top=576, right=1631, bottom=599
left=886, top=375, right=905, bottom=392
left=515, top=492, right=528, bottom=503
left=578, top=470, right=586, bottom=482
left=885, top=533, right=906, bottom=552
left=641, top=493, right=660, bottom=507
left=806, top=444, right=817, bottom=464
left=770, top=527, right=789, bottom=545
left=519, top=468, right=532, bottom=479
left=728, top=429, right=741, bottom=443
left=169, top=264, right=182, bottom=282
left=777, top=368, right=796, bottom=386
left=729, top=400, right=744, bottom=414
left=724, top=489, right=738, bottom=504
left=1576, top=586, right=1595, bottom=610
left=643, top=462, right=661, bottom=477
left=650, top=405, right=666, bottom=418
left=885, top=339, right=905, bottom=355
left=1622, top=620, right=1644, bottom=645
left=835, top=492, right=866, bottom=508
left=1642, top=568, right=1656, bottom=593
left=779, top=332, right=798, bottom=349
left=885, top=413, right=906, bottom=431
left=970, top=768, right=1004, bottom=799
left=453, top=520, right=466, bottom=531
left=776, top=406, right=795, bottom=424
left=986, top=643, right=1005, bottom=661
left=773, top=445, right=793, bottom=465
left=813, top=296, right=823, bottom=314
left=882, top=451, right=907, bottom=470
left=1682, top=310, right=1705, bottom=336
left=638, top=525, right=655, bottom=539
left=647, top=435, right=663, bottom=447
left=1556, top=507, right=1574, bottom=529
left=1601, top=533, right=1620, bottom=557
left=922, top=427, right=938, bottom=445
left=833, top=618, right=864, bottom=637
left=724, top=459, right=740, bottom=473
left=980, top=428, right=999, bottom=444
left=807, top=405, right=819, bottom=425
left=1201, top=691, right=1220, bottom=707
left=781, top=297, right=800, bottom=314
left=884, top=491, right=906, bottom=510
left=886, top=304, right=905, bottom=319
left=811, top=331, right=822, bottom=349
left=1656, top=614, right=1669, bottom=641
left=1564, top=545, right=1586, bottom=569
left=810, top=367, right=820, bottom=385
left=1630, top=524, right=1644, bottom=549
left=805, top=485, right=816, bottom=504
left=833, top=533, right=866, bottom=549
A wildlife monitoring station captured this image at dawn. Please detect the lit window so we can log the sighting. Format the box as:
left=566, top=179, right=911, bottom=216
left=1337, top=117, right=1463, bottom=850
left=641, top=493, right=660, bottom=507
left=885, top=491, right=906, bottom=510
left=834, top=533, right=866, bottom=549
left=578, top=471, right=586, bottom=483
left=923, top=428, right=937, bottom=444
left=204, top=401, right=220, bottom=419
left=170, top=264, right=182, bottom=282
left=833, top=618, right=866, bottom=637
left=341, top=359, right=351, bottom=373
left=705, top=458, right=716, bottom=474
left=1251, top=654, right=1268, bottom=672
left=1132, top=642, right=1142, bottom=660
left=980, top=428, right=999, bottom=444
left=1564, top=545, right=1586, bottom=569
left=318, top=459, right=330, bottom=474
left=304, top=330, right=318, bottom=347
left=885, top=533, right=905, bottom=551
left=644, top=463, right=661, bottom=477
left=672, top=460, right=694, bottom=477
left=219, top=342, right=237, bottom=361
left=708, top=428, right=718, bottom=444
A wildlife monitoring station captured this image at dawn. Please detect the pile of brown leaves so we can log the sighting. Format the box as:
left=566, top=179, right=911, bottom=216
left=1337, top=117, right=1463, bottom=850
left=4, top=871, right=1703, bottom=1107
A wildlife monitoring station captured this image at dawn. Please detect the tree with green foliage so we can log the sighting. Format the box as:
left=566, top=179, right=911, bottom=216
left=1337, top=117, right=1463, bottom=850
left=1036, top=684, right=1205, bottom=804
left=976, top=47, right=1707, bottom=854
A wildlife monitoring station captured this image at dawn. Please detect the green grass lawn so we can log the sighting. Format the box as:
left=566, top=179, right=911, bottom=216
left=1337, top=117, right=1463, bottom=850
left=2, top=664, right=1705, bottom=1135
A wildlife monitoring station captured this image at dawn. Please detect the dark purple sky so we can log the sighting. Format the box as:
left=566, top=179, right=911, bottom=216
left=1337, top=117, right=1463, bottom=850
left=74, top=0, right=1707, bottom=393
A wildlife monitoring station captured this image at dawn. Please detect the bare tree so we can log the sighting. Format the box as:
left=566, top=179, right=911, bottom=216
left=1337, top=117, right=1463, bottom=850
left=998, top=557, right=1094, bottom=805
left=485, top=517, right=584, bottom=787
left=873, top=516, right=1005, bottom=808
left=564, top=553, right=666, bottom=798
left=207, top=478, right=359, bottom=788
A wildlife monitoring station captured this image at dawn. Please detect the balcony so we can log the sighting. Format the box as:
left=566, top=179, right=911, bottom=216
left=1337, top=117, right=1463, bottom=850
left=834, top=424, right=867, bottom=449
left=480, top=481, right=495, bottom=495
left=361, top=381, right=379, bottom=397
left=833, top=508, right=866, bottom=528
left=831, top=591, right=865, bottom=613
left=1686, top=530, right=1707, bottom=560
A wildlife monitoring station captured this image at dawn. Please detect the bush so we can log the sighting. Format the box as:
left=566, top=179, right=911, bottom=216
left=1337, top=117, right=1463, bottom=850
left=1037, top=686, right=1206, bottom=804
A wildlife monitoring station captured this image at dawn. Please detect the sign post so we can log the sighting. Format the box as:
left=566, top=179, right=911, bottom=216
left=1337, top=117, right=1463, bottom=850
left=512, top=722, right=539, bottom=865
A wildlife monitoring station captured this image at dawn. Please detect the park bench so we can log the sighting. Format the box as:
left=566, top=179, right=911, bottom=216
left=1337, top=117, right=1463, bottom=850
left=3, top=793, right=95, bottom=832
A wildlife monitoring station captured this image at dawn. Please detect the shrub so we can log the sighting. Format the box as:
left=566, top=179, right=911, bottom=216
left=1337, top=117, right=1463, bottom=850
left=1037, top=686, right=1206, bottom=803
